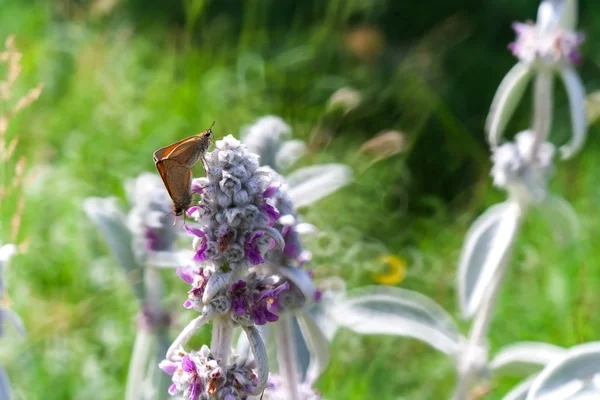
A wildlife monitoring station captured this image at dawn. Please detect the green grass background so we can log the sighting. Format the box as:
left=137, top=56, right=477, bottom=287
left=1, top=0, right=600, bottom=398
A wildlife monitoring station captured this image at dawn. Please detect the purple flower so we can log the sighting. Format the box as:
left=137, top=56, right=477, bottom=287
left=182, top=355, right=197, bottom=373
left=185, top=225, right=208, bottom=262
left=508, top=20, right=584, bottom=66
left=251, top=282, right=289, bottom=325
left=282, top=225, right=301, bottom=260
left=178, top=266, right=209, bottom=310
left=245, top=231, right=265, bottom=265
left=262, top=203, right=280, bottom=225
left=159, top=360, right=178, bottom=375
left=313, top=289, right=323, bottom=303
left=144, top=228, right=161, bottom=251
left=191, top=181, right=205, bottom=194
left=263, top=185, right=279, bottom=199
left=230, top=280, right=249, bottom=315
left=186, top=205, right=200, bottom=217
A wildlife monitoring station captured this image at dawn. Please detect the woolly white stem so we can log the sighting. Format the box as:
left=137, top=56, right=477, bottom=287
left=210, top=315, right=234, bottom=365
left=244, top=325, right=269, bottom=395
left=276, top=315, right=302, bottom=400
left=125, top=330, right=153, bottom=400
left=166, top=311, right=214, bottom=360
left=529, top=70, right=554, bottom=163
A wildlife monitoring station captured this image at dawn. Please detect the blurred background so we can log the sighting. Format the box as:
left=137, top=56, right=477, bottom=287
left=1, top=0, right=600, bottom=398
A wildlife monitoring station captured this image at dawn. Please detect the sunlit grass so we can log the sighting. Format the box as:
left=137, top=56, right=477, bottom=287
left=0, top=1, right=599, bottom=399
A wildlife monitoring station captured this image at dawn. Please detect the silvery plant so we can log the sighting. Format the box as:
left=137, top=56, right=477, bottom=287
left=159, top=133, right=348, bottom=400
left=311, top=1, right=596, bottom=399
left=85, top=115, right=352, bottom=399
left=84, top=174, right=194, bottom=399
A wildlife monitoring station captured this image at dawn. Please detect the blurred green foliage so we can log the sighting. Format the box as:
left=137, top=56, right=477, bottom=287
left=0, top=0, right=599, bottom=398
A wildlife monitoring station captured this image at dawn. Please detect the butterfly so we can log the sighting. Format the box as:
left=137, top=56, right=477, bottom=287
left=153, top=122, right=214, bottom=217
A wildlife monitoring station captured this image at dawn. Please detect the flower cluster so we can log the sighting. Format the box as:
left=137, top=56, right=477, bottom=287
left=177, top=265, right=289, bottom=326
left=509, top=22, right=584, bottom=66
left=126, top=173, right=177, bottom=255
left=162, top=136, right=294, bottom=398
left=186, top=135, right=283, bottom=272
left=241, top=116, right=306, bottom=171
left=490, top=130, right=555, bottom=202
left=160, top=346, right=258, bottom=400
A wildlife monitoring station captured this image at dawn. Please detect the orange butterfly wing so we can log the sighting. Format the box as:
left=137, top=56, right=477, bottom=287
left=155, top=159, right=193, bottom=214
left=152, top=129, right=212, bottom=167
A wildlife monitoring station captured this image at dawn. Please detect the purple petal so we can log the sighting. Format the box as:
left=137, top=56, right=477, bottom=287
left=314, top=289, right=323, bottom=302
left=245, top=245, right=263, bottom=265
left=272, top=281, right=290, bottom=298
left=247, top=231, right=264, bottom=242
left=232, top=298, right=248, bottom=315
left=252, top=309, right=267, bottom=325
left=186, top=206, right=200, bottom=217
left=159, top=360, right=178, bottom=375
left=264, top=309, right=279, bottom=322
left=231, top=280, right=247, bottom=291
left=511, top=22, right=528, bottom=35
left=181, top=355, right=196, bottom=373
left=244, top=232, right=265, bottom=265
left=183, top=300, right=193, bottom=309
left=184, top=225, right=206, bottom=238
left=193, top=240, right=208, bottom=262
left=189, top=381, right=202, bottom=400
left=263, top=185, right=279, bottom=198
left=262, top=203, right=280, bottom=225
left=144, top=228, right=160, bottom=251
left=177, top=267, right=195, bottom=285
left=191, top=182, right=205, bottom=194
left=168, top=383, right=177, bottom=395
left=193, top=249, right=207, bottom=262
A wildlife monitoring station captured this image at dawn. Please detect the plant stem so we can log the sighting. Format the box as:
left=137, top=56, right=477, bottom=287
left=166, top=311, right=214, bottom=359
left=454, top=204, right=525, bottom=399
left=276, top=315, right=301, bottom=400
left=210, top=315, right=233, bottom=365
left=529, top=69, right=554, bottom=163
left=125, top=330, right=153, bottom=400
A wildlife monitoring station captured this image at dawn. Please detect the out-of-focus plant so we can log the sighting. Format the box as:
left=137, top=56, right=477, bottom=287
left=158, top=112, right=353, bottom=399
left=493, top=341, right=600, bottom=399
left=0, top=34, right=42, bottom=399
left=296, top=1, right=592, bottom=399
left=455, top=0, right=586, bottom=396
left=84, top=173, right=192, bottom=399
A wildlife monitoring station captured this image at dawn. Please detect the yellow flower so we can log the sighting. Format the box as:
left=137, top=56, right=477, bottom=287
left=374, top=255, right=406, bottom=285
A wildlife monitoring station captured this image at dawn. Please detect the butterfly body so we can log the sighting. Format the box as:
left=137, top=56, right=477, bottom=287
left=153, top=124, right=214, bottom=216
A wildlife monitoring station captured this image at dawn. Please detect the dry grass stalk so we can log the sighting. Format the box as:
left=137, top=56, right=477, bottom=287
left=0, top=35, right=43, bottom=247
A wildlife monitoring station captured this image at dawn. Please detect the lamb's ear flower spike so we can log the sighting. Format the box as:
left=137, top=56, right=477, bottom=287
left=162, top=135, right=293, bottom=398
left=486, top=0, right=586, bottom=159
